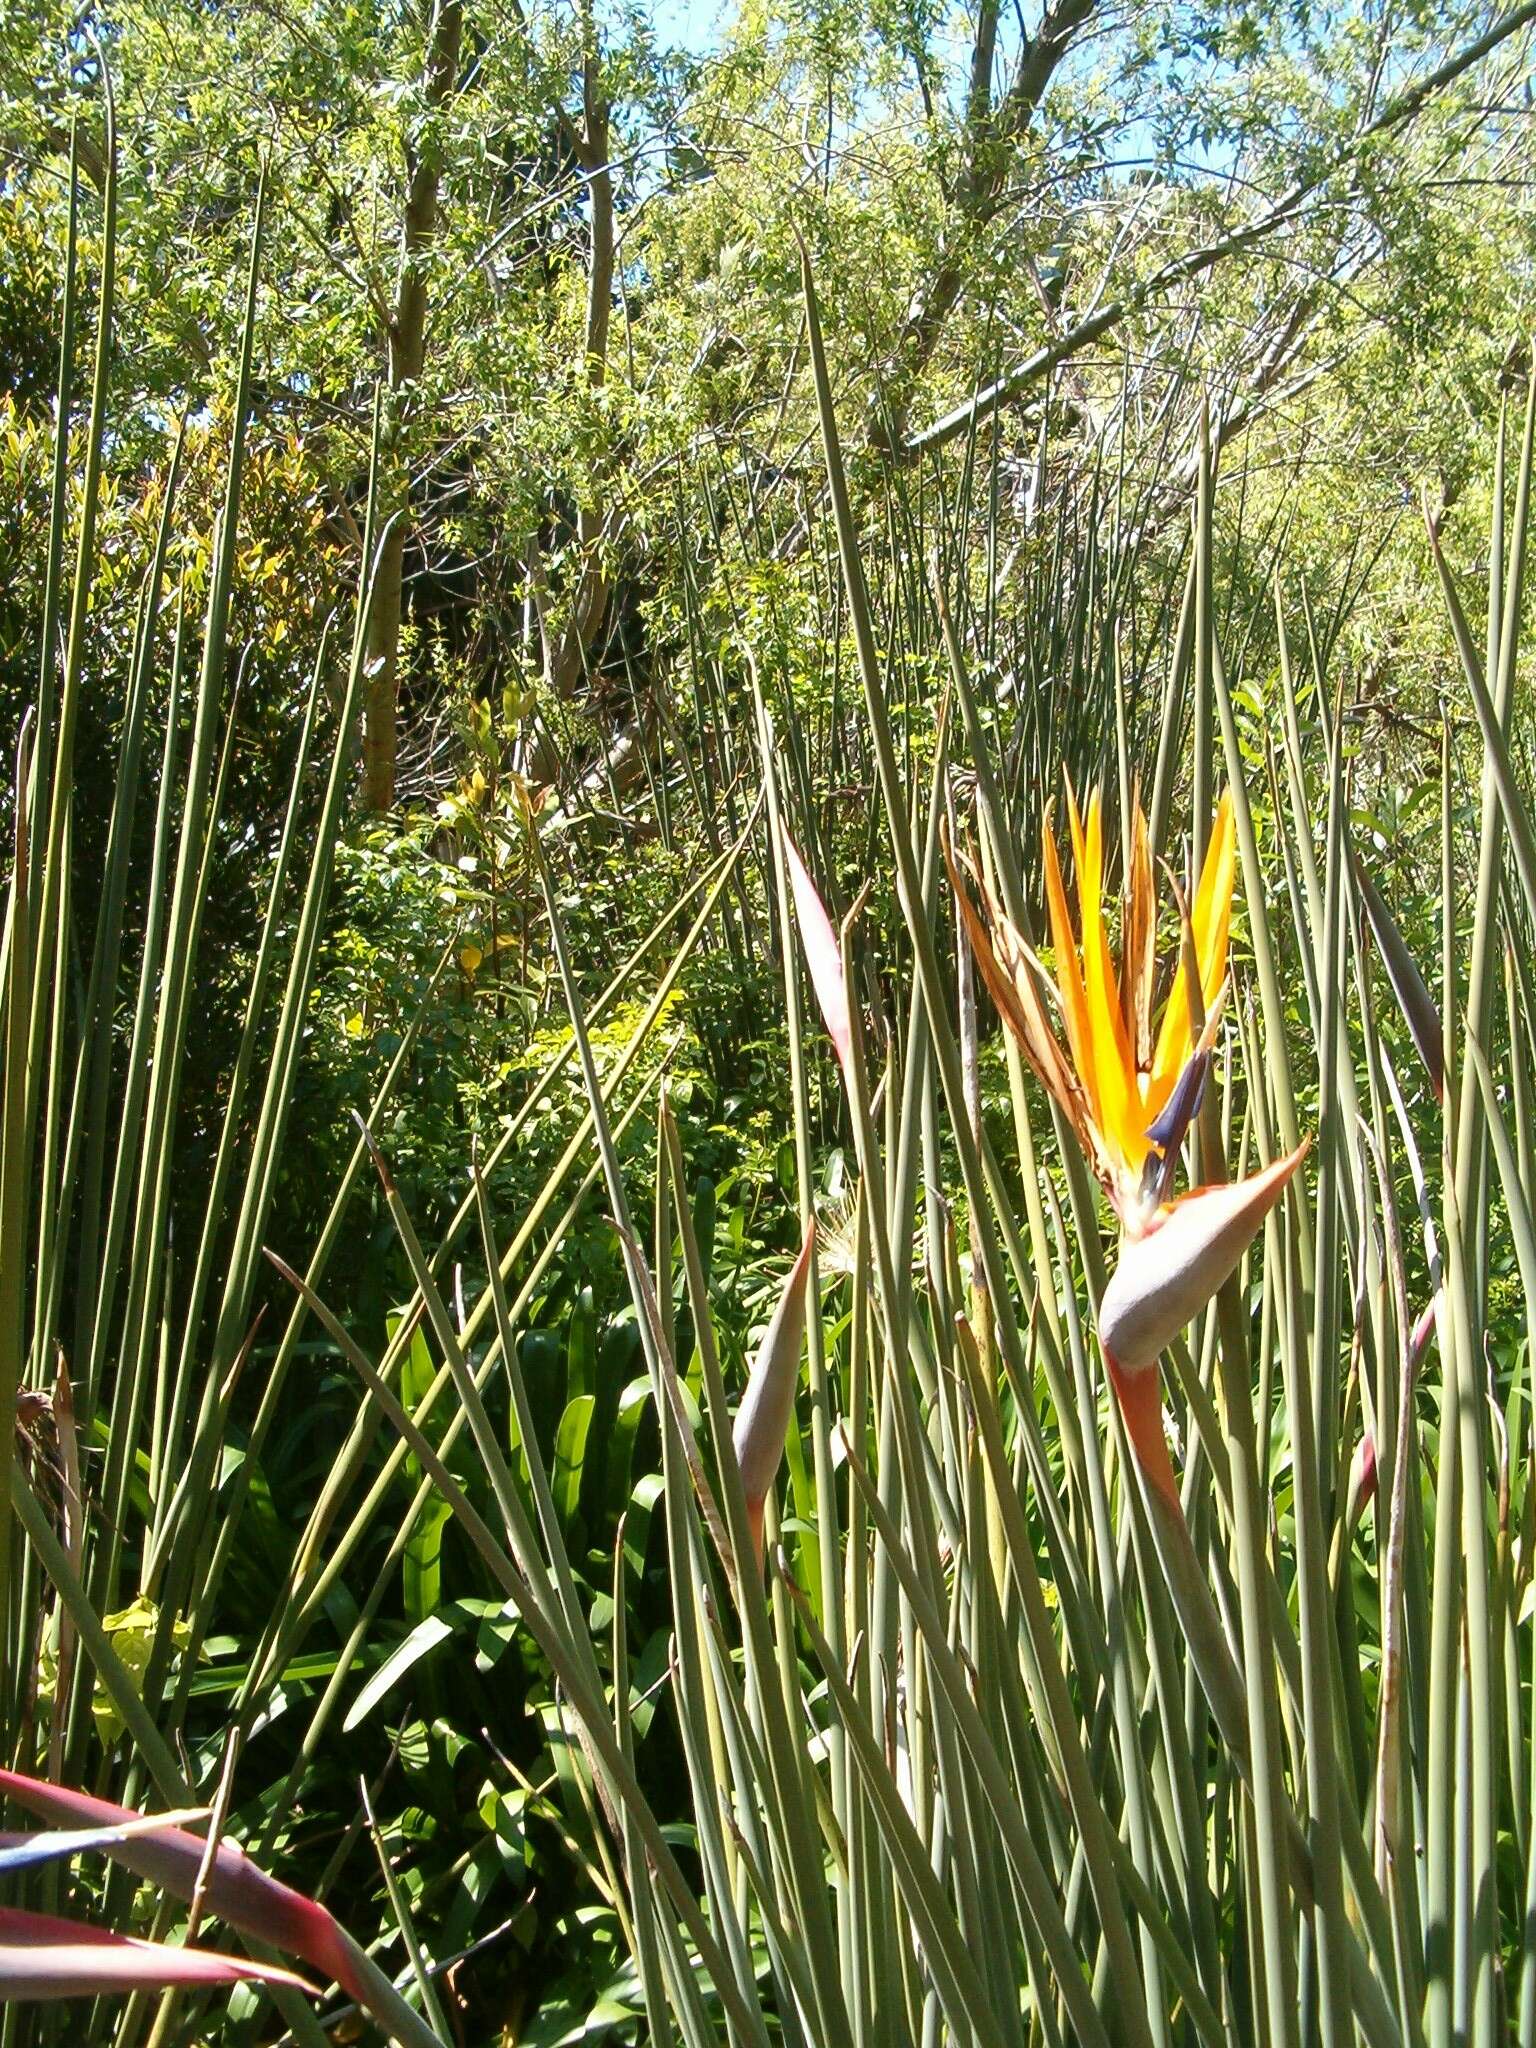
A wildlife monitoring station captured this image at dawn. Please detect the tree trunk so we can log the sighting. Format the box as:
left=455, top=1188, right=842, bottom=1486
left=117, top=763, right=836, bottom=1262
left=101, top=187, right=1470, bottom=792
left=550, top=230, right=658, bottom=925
left=545, top=10, right=615, bottom=705
left=872, top=0, right=1097, bottom=452
left=362, top=0, right=463, bottom=811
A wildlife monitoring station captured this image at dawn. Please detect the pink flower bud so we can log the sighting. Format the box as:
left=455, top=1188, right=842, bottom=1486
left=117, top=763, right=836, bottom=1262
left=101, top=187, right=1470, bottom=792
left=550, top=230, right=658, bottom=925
left=1350, top=1430, right=1378, bottom=1521
left=733, top=1222, right=816, bottom=1563
left=784, top=835, right=853, bottom=1090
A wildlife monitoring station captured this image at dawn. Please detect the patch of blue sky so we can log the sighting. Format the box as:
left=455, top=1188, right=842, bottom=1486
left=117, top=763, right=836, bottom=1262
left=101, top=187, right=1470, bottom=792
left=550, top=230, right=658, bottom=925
left=642, top=0, right=1241, bottom=182
left=648, top=0, right=728, bottom=54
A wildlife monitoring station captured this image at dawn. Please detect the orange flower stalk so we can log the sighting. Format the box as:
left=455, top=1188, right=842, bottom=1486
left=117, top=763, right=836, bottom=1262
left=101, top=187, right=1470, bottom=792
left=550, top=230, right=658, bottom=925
left=950, top=782, right=1307, bottom=1499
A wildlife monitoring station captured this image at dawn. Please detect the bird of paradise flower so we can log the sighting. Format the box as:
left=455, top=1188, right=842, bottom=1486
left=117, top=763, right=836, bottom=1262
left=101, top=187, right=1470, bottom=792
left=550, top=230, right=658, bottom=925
left=948, top=782, right=1308, bottom=1504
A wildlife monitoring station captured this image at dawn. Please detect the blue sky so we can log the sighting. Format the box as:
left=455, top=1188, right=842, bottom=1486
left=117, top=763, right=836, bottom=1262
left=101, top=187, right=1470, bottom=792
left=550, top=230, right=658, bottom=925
left=650, top=0, right=728, bottom=53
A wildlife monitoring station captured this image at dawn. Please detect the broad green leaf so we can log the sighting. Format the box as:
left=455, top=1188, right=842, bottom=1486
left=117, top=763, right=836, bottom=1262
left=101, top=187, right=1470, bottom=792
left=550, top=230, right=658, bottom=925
left=343, top=1612, right=455, bottom=1732
left=552, top=1395, right=596, bottom=1529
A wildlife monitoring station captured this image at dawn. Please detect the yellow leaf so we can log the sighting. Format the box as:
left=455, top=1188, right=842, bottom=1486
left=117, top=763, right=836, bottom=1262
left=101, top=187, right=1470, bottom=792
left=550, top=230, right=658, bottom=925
left=86, top=1599, right=191, bottom=1743
left=460, top=943, right=483, bottom=975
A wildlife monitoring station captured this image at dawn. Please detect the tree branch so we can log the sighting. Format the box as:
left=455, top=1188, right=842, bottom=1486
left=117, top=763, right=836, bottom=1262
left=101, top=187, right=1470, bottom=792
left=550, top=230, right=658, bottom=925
left=547, top=0, right=618, bottom=703
left=905, top=0, right=1536, bottom=459
left=875, top=0, right=1099, bottom=444
left=361, top=0, right=464, bottom=809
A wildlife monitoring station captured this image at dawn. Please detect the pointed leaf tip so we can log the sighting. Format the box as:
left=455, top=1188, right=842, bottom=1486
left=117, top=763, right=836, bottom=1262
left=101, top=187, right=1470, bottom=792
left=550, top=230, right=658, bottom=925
left=1349, top=1430, right=1378, bottom=1524
left=0, top=1907, right=314, bottom=2001
left=782, top=835, right=853, bottom=1089
left=733, top=1222, right=816, bottom=1561
left=1099, top=1141, right=1309, bottom=1374
left=1353, top=852, right=1443, bottom=1101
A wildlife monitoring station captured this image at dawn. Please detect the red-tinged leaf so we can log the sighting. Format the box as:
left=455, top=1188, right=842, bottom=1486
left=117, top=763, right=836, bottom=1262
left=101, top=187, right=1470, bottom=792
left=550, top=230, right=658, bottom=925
left=0, top=1906, right=314, bottom=2001
left=0, top=1772, right=356, bottom=1999
left=0, top=1812, right=210, bottom=1877
left=783, top=834, right=853, bottom=1088
left=733, top=1221, right=816, bottom=1563
left=1102, top=1352, right=1181, bottom=1510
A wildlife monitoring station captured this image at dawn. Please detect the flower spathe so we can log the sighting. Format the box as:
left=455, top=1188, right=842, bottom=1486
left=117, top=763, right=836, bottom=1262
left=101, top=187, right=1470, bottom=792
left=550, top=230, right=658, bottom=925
left=950, top=780, right=1307, bottom=1496
left=1097, top=1145, right=1307, bottom=1374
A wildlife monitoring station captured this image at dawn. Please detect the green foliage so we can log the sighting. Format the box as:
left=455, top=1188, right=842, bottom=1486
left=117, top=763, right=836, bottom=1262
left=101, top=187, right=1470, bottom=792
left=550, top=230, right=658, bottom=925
left=2, top=1, right=1536, bottom=2042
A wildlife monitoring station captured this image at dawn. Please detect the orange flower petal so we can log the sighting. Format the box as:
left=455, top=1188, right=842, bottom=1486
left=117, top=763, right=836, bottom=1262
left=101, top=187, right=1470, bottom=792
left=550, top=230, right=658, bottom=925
left=947, top=834, right=1114, bottom=1195
left=1149, top=792, right=1237, bottom=1115
left=1070, top=785, right=1145, bottom=1176
left=1195, top=790, right=1237, bottom=1010
left=1042, top=811, right=1097, bottom=1122
left=1124, top=799, right=1155, bottom=1072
